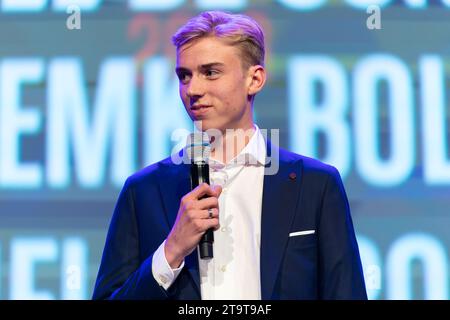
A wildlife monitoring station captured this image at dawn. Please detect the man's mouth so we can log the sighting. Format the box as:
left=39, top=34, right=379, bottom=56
left=190, top=105, right=211, bottom=111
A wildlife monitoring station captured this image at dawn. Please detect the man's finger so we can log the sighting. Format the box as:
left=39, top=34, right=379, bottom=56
left=197, top=197, right=219, bottom=210
left=187, top=183, right=216, bottom=200
left=199, top=218, right=220, bottom=232
left=198, top=208, right=219, bottom=219
left=211, top=184, right=223, bottom=197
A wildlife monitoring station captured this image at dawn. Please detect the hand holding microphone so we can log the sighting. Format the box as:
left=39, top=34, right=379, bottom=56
left=164, top=132, right=221, bottom=268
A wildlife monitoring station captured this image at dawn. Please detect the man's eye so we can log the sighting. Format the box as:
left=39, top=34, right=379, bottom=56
left=178, top=73, right=190, bottom=82
left=205, top=70, right=219, bottom=77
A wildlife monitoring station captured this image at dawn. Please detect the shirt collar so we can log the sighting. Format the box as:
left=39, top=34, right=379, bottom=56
left=209, top=124, right=266, bottom=168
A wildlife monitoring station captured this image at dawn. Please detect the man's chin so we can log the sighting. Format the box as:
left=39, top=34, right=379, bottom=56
left=193, top=120, right=224, bottom=133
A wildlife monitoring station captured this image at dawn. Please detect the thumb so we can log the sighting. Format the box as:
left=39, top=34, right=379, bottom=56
left=212, top=184, right=223, bottom=197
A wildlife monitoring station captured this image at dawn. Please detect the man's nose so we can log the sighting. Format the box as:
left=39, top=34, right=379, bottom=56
left=186, top=75, right=205, bottom=98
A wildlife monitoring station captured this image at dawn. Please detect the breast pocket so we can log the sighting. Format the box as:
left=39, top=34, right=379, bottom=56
left=287, top=232, right=317, bottom=249
left=280, top=231, right=318, bottom=298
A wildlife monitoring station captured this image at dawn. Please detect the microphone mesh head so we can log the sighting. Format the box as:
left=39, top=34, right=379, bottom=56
left=186, top=132, right=211, bottom=164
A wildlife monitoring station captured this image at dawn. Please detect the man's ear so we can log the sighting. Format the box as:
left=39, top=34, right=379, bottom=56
left=247, top=65, right=266, bottom=96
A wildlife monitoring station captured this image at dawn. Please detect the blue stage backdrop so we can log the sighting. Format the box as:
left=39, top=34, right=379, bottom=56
left=0, top=0, right=449, bottom=300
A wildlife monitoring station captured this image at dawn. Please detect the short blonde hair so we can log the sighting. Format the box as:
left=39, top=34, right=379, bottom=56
left=172, top=11, right=265, bottom=68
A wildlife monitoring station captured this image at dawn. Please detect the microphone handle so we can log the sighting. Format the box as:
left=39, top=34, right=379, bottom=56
left=191, top=163, right=214, bottom=259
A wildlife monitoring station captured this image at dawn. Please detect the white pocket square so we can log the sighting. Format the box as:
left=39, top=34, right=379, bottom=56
left=289, top=230, right=315, bottom=237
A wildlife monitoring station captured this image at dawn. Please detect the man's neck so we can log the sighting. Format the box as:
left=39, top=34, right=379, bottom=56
left=210, top=124, right=256, bottom=164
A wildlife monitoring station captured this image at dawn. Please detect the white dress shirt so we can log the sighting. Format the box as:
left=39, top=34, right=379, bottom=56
left=152, top=125, right=266, bottom=300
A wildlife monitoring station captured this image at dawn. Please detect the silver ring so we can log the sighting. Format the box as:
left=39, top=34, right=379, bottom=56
left=208, top=208, right=213, bottom=219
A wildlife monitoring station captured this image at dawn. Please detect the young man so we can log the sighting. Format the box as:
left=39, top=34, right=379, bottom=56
left=92, top=11, right=367, bottom=300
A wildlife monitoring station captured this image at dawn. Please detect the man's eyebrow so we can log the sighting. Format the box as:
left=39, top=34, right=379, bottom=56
left=198, top=62, right=225, bottom=69
left=176, top=62, right=225, bottom=74
left=175, top=67, right=190, bottom=74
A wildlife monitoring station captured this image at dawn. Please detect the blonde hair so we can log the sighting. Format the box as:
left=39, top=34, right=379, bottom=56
left=172, top=11, right=265, bottom=68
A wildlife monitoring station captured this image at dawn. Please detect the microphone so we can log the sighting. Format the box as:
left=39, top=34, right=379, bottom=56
left=186, top=132, right=214, bottom=259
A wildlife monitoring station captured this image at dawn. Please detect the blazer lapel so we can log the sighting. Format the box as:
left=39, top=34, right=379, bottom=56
left=260, top=141, right=303, bottom=299
left=158, top=154, right=201, bottom=297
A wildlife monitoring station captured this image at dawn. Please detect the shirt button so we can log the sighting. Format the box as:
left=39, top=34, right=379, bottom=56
left=221, top=227, right=227, bottom=233
left=220, top=265, right=227, bottom=272
left=159, top=275, right=167, bottom=284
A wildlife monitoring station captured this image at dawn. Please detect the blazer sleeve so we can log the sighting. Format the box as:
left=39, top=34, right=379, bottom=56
left=92, top=178, right=170, bottom=300
left=317, top=167, right=368, bottom=300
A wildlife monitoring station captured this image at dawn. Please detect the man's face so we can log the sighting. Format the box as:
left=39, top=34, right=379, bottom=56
left=176, top=36, right=255, bottom=132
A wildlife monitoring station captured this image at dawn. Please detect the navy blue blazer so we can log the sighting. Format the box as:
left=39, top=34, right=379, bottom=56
left=92, top=141, right=367, bottom=300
